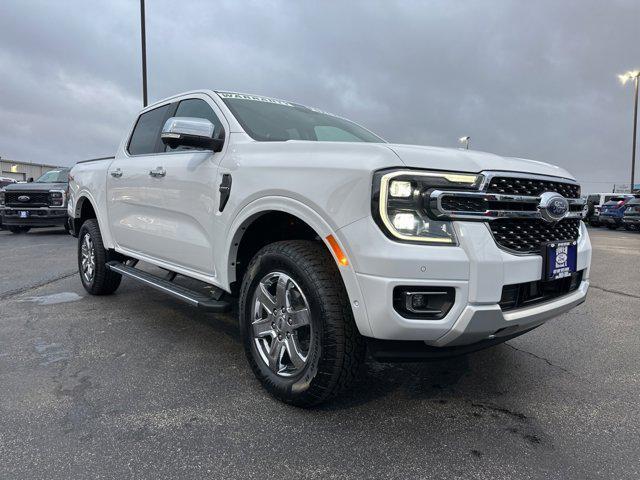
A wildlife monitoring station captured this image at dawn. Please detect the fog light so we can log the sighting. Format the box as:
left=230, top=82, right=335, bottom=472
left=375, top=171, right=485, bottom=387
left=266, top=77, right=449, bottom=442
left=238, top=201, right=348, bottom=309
left=393, top=287, right=455, bottom=319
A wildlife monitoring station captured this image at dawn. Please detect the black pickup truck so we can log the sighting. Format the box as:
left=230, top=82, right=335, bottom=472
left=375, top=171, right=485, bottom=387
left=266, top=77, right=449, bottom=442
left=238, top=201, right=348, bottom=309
left=0, top=168, right=71, bottom=234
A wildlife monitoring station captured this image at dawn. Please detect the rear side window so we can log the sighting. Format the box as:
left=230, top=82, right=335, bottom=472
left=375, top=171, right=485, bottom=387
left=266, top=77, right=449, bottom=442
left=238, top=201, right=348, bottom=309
left=128, top=104, right=171, bottom=155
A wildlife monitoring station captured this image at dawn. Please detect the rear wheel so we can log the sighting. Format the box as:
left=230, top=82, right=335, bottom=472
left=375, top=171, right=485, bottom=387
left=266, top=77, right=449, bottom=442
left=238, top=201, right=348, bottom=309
left=239, top=240, right=365, bottom=407
left=9, top=226, right=30, bottom=234
left=78, top=219, right=122, bottom=295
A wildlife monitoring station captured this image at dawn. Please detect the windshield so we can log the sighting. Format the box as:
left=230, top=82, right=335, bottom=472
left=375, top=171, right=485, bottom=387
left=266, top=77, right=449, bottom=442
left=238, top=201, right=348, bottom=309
left=219, top=92, right=384, bottom=143
left=35, top=169, right=69, bottom=183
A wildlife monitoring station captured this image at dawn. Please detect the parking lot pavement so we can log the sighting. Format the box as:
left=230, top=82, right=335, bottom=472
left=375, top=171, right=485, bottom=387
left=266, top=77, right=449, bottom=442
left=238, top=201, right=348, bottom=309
left=0, top=228, right=638, bottom=479
left=0, top=227, right=76, bottom=297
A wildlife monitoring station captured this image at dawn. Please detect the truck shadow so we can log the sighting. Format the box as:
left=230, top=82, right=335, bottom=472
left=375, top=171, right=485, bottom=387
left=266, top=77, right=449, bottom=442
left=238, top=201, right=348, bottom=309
left=117, top=282, right=515, bottom=412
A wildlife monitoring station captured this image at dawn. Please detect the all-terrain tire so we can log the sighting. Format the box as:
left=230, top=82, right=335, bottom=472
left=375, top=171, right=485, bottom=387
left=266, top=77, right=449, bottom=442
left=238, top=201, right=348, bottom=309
left=78, top=219, right=122, bottom=295
left=239, top=240, right=365, bottom=407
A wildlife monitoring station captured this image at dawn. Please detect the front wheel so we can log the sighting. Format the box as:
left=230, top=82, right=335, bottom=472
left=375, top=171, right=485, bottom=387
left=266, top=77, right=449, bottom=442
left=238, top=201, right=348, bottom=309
left=77, top=219, right=122, bottom=295
left=239, top=240, right=365, bottom=407
left=9, top=226, right=30, bottom=234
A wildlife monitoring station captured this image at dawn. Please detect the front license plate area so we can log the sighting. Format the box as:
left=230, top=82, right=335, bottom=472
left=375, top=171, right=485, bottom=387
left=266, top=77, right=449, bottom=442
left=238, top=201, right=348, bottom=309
left=19, top=211, right=29, bottom=218
left=542, top=240, right=577, bottom=280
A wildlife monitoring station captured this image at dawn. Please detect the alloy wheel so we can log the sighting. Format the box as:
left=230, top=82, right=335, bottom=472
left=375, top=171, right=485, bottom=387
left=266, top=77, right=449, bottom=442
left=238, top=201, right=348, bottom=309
left=80, top=233, right=96, bottom=283
left=251, top=271, right=313, bottom=377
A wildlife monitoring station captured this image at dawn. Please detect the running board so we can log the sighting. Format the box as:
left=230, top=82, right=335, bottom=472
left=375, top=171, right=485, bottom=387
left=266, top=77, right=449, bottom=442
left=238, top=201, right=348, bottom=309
left=106, top=261, right=231, bottom=312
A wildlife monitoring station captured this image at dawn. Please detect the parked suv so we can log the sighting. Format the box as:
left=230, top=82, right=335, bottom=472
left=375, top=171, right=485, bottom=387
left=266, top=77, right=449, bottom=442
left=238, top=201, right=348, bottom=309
left=584, top=193, right=619, bottom=227
left=622, top=197, right=640, bottom=231
left=0, top=168, right=71, bottom=233
left=68, top=90, right=591, bottom=406
left=597, top=195, right=634, bottom=229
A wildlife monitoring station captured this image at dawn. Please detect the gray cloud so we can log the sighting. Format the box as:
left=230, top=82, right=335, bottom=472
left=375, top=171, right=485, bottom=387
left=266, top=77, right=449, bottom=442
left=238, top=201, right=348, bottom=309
left=1, top=0, right=638, bottom=192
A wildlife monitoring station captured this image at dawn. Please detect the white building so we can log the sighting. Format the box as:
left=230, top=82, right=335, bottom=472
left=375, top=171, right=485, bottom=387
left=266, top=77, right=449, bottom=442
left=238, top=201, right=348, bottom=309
left=0, top=158, right=63, bottom=182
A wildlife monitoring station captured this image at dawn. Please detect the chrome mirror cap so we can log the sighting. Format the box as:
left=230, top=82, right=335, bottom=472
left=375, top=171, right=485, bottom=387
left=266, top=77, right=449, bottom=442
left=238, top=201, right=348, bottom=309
left=161, top=117, right=223, bottom=151
left=162, top=116, right=215, bottom=138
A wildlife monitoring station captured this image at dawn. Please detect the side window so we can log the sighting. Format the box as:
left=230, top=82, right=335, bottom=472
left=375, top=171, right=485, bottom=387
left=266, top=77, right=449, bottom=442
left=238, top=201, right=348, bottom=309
left=165, top=98, right=225, bottom=152
left=128, top=104, right=171, bottom=155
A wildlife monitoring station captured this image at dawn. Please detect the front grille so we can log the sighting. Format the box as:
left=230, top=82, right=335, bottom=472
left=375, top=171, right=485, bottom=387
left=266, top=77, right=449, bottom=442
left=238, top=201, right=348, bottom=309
left=487, top=177, right=580, bottom=198
left=441, top=196, right=488, bottom=212
left=500, top=271, right=583, bottom=311
left=5, top=191, right=50, bottom=206
left=489, top=218, right=580, bottom=253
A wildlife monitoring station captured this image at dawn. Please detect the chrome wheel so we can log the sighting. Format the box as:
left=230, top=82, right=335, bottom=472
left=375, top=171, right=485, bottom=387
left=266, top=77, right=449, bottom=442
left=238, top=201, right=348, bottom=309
left=80, top=233, right=96, bottom=283
left=251, top=271, right=313, bottom=377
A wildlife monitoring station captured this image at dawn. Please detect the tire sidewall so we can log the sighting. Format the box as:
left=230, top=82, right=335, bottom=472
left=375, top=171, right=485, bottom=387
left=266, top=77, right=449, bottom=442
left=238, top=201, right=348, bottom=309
left=240, top=250, right=325, bottom=401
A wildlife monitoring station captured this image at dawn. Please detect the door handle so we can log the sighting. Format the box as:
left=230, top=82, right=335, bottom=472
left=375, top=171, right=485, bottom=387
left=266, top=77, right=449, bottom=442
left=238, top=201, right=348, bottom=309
left=149, top=167, right=166, bottom=178
left=110, top=168, right=123, bottom=178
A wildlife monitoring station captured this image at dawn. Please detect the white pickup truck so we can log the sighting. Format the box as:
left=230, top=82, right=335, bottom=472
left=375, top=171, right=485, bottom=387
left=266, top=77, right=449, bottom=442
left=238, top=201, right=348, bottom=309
left=68, top=90, right=591, bottom=406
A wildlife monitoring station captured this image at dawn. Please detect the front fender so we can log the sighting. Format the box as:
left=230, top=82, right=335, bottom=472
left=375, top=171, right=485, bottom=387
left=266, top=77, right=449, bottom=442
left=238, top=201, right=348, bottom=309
left=219, top=196, right=374, bottom=337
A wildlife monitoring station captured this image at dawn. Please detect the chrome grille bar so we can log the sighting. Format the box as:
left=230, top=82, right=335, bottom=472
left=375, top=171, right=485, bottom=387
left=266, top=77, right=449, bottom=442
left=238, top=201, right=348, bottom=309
left=428, top=190, right=585, bottom=221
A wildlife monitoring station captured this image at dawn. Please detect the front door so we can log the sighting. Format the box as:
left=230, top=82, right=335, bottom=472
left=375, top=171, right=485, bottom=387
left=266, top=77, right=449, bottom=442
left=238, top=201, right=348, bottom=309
left=107, top=96, right=227, bottom=276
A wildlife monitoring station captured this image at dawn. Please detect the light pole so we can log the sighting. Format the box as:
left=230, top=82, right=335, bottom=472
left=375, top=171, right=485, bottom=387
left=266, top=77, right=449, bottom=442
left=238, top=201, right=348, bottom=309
left=618, top=69, right=640, bottom=192
left=140, top=0, right=148, bottom=107
left=459, top=136, right=470, bottom=150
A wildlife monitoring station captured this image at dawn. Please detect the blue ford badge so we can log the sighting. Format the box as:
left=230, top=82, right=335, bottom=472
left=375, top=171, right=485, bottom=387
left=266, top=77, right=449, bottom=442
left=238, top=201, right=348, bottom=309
left=538, top=192, right=569, bottom=222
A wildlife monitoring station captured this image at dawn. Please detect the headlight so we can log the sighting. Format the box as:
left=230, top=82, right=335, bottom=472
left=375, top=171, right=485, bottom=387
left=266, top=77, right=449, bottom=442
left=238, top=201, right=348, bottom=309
left=49, top=190, right=65, bottom=207
left=0, top=191, right=5, bottom=206
left=373, top=169, right=482, bottom=244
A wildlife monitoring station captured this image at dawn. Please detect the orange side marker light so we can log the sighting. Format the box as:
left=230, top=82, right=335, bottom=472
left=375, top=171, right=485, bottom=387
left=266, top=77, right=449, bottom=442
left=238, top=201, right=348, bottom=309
left=326, top=235, right=349, bottom=266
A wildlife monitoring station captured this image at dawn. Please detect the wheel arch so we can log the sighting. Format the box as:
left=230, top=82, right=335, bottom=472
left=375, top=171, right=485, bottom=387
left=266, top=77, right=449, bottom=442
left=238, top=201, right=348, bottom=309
left=222, top=196, right=373, bottom=337
left=71, top=193, right=114, bottom=247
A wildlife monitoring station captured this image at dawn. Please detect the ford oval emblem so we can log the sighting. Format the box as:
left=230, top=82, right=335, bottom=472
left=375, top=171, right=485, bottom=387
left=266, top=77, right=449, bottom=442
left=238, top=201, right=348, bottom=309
left=17, top=195, right=30, bottom=202
left=538, top=192, right=569, bottom=223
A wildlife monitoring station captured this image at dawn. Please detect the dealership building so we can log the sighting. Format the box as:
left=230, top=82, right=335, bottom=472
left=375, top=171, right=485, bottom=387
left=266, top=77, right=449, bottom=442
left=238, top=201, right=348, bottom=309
left=0, top=158, right=63, bottom=182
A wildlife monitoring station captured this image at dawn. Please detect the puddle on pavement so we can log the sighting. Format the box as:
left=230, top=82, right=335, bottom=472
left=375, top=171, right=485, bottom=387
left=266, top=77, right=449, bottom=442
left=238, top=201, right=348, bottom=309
left=34, top=338, right=70, bottom=366
left=22, top=292, right=83, bottom=305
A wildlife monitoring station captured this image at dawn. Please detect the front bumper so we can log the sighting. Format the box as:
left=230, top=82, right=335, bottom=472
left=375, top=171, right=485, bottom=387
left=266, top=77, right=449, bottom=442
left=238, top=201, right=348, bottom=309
left=1, top=208, right=68, bottom=227
left=338, top=217, right=591, bottom=347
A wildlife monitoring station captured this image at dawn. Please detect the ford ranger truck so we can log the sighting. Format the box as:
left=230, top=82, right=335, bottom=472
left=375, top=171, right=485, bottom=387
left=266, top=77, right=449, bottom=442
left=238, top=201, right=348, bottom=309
left=0, top=168, right=71, bottom=234
left=68, top=91, right=591, bottom=406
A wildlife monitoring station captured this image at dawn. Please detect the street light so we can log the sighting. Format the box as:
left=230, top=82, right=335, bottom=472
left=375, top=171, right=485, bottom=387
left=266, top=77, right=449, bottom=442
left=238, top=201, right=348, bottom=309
left=618, top=69, right=640, bottom=192
left=459, top=136, right=470, bottom=150
left=140, top=0, right=148, bottom=107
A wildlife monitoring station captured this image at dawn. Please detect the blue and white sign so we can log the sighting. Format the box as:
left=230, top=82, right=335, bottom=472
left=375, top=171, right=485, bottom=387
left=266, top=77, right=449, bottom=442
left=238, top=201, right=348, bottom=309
left=545, top=241, right=577, bottom=280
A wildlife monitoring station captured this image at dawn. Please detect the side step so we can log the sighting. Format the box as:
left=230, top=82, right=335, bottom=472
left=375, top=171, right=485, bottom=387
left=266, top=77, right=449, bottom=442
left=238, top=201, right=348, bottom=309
left=106, top=261, right=231, bottom=312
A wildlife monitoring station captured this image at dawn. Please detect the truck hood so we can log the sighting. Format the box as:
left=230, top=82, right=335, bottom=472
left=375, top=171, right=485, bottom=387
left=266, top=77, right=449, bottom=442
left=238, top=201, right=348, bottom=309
left=3, top=182, right=67, bottom=191
left=386, top=144, right=575, bottom=180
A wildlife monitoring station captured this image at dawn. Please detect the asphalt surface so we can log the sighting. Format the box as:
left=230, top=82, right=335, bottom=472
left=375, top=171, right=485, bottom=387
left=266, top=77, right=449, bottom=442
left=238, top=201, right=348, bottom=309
left=0, top=227, right=639, bottom=479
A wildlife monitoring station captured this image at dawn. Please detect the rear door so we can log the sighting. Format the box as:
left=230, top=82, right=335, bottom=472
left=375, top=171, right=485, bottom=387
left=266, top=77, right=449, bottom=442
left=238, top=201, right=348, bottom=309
left=107, top=102, right=172, bottom=256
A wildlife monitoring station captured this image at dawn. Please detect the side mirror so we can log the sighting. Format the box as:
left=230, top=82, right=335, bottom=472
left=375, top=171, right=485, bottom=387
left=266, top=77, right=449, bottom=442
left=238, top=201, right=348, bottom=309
left=161, top=117, right=224, bottom=152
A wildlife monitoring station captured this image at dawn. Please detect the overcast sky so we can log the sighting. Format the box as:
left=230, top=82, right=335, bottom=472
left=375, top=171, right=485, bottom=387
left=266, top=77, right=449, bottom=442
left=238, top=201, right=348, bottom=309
left=1, top=0, right=638, bottom=192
